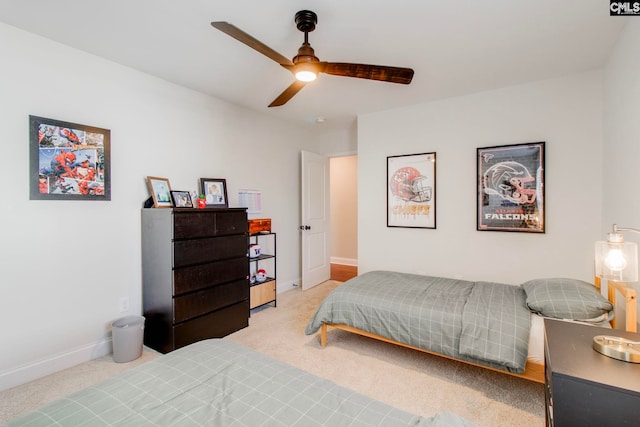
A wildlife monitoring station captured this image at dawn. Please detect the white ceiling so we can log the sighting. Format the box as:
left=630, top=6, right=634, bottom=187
left=0, top=0, right=627, bottom=131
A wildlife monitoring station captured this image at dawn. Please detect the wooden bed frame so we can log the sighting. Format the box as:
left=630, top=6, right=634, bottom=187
left=318, top=278, right=637, bottom=384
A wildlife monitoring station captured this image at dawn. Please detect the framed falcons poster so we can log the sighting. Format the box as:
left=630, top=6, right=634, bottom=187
left=387, top=152, right=436, bottom=229
left=477, top=142, right=545, bottom=233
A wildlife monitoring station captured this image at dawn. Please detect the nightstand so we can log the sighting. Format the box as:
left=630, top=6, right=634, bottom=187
left=544, top=318, right=640, bottom=426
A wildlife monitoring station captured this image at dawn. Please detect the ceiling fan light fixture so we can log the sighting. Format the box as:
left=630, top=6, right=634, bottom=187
left=295, top=71, right=317, bottom=82
left=295, top=63, right=317, bottom=82
left=211, top=10, right=414, bottom=107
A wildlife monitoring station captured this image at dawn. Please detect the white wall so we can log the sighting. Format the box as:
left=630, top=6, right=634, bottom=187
left=603, top=21, right=640, bottom=239
left=0, top=23, right=321, bottom=390
left=358, top=71, right=604, bottom=285
left=603, top=21, right=640, bottom=329
left=313, top=123, right=358, bottom=156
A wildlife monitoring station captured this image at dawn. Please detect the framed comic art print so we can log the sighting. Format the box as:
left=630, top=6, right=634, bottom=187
left=477, top=141, right=545, bottom=233
left=29, top=115, right=111, bottom=200
left=387, top=152, right=436, bottom=229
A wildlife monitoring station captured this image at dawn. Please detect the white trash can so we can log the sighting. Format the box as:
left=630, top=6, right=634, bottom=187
left=112, top=315, right=145, bottom=363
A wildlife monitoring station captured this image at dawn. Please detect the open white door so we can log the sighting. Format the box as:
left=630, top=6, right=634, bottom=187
left=301, top=151, right=331, bottom=290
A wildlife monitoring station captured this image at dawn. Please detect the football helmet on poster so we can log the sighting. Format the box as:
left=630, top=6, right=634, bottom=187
left=389, top=167, right=432, bottom=202
left=483, top=161, right=537, bottom=204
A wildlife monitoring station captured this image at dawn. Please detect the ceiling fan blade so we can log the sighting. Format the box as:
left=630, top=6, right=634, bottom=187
left=269, top=81, right=306, bottom=107
left=211, top=21, right=293, bottom=66
left=323, top=63, right=414, bottom=84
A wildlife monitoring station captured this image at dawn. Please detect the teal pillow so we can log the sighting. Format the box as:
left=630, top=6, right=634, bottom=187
left=521, top=278, right=613, bottom=321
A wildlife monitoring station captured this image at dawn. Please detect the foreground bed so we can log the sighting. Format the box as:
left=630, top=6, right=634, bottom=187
left=305, top=271, right=637, bottom=384
left=6, top=339, right=475, bottom=426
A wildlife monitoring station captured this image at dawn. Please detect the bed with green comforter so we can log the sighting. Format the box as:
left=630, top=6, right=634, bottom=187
left=305, top=270, right=531, bottom=373
left=5, top=339, right=475, bottom=427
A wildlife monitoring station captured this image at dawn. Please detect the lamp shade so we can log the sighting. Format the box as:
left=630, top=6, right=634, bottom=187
left=595, top=239, right=638, bottom=282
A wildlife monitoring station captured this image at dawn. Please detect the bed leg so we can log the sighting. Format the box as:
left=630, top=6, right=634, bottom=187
left=320, top=323, right=327, bottom=347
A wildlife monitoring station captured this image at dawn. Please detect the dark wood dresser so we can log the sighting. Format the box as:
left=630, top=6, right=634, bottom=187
left=544, top=318, right=640, bottom=426
left=141, top=208, right=249, bottom=353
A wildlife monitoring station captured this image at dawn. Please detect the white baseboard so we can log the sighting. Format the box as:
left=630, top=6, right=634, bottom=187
left=330, top=257, right=358, bottom=267
left=0, top=278, right=320, bottom=392
left=275, top=278, right=299, bottom=294
left=0, top=338, right=112, bottom=392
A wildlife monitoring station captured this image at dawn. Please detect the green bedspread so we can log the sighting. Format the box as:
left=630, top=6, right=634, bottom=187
left=5, top=339, right=475, bottom=426
left=305, top=270, right=531, bottom=373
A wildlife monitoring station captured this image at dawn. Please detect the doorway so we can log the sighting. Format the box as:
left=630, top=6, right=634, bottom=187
left=329, top=155, right=358, bottom=281
left=300, top=152, right=358, bottom=289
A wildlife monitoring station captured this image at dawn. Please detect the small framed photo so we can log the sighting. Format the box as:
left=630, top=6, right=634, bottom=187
left=200, top=178, right=228, bottom=208
left=170, top=190, right=193, bottom=208
left=29, top=115, right=111, bottom=200
left=146, top=176, right=172, bottom=208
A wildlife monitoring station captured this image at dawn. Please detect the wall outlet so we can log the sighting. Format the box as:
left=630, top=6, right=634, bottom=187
left=119, top=297, right=129, bottom=312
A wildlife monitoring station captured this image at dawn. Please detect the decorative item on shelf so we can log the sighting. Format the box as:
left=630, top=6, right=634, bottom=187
left=248, top=218, right=271, bottom=235
left=255, top=269, right=267, bottom=283
left=593, top=223, right=640, bottom=362
left=249, top=244, right=261, bottom=258
left=197, top=194, right=206, bottom=209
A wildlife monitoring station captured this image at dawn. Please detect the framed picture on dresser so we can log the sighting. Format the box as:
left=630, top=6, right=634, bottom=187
left=200, top=178, right=228, bottom=208
left=170, top=190, right=193, bottom=208
left=146, top=176, right=172, bottom=208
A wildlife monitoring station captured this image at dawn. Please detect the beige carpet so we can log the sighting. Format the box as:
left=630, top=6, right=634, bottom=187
left=0, top=348, right=160, bottom=424
left=227, top=280, right=545, bottom=427
left=0, top=280, right=544, bottom=426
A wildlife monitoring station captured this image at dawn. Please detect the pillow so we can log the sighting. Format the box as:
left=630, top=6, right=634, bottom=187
left=520, top=278, right=613, bottom=321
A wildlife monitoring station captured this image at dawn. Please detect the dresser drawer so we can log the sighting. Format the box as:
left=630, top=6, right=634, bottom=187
left=173, top=210, right=247, bottom=239
left=173, top=211, right=216, bottom=239
left=173, top=278, right=248, bottom=323
left=173, top=300, right=249, bottom=349
left=173, top=234, right=247, bottom=267
left=214, top=210, right=248, bottom=235
left=173, top=257, right=248, bottom=295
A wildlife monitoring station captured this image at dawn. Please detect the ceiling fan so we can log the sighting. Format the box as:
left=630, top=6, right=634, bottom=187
left=211, top=10, right=414, bottom=107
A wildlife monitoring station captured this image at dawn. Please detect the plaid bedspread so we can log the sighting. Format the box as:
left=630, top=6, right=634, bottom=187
left=5, top=339, right=475, bottom=426
left=305, top=271, right=530, bottom=373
